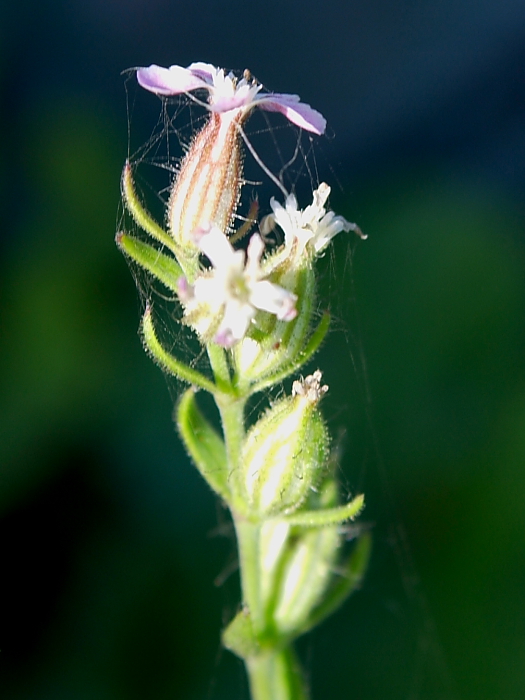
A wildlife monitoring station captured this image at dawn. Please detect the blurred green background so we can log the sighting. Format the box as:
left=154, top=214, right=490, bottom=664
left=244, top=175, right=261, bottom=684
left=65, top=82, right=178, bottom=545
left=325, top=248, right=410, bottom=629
left=1, top=2, right=524, bottom=699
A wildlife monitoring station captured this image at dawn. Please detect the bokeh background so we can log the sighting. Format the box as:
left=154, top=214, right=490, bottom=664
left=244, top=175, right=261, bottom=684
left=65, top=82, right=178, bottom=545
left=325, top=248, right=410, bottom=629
left=1, top=1, right=525, bottom=698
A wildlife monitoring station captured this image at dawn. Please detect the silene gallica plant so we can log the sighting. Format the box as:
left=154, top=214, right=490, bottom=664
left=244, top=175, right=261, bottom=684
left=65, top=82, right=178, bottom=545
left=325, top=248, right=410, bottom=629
left=117, top=61, right=371, bottom=700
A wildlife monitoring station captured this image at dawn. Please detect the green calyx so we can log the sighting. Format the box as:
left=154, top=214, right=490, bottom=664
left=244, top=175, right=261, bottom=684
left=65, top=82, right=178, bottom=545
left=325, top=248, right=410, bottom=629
left=241, top=381, right=329, bottom=517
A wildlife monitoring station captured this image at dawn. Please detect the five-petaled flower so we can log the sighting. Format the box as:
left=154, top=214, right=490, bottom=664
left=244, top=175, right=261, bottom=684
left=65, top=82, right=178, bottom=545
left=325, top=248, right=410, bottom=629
left=266, top=183, right=366, bottom=263
left=178, top=226, right=297, bottom=348
left=137, top=61, right=326, bottom=135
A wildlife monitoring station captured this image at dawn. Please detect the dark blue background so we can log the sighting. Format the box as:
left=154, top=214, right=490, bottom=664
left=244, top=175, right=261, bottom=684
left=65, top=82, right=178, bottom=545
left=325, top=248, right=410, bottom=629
left=1, top=1, right=524, bottom=698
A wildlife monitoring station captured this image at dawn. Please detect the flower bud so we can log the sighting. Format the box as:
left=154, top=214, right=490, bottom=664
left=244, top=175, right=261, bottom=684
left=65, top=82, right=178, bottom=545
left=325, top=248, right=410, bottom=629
left=168, top=111, right=244, bottom=253
left=273, top=478, right=340, bottom=636
left=241, top=371, right=329, bottom=516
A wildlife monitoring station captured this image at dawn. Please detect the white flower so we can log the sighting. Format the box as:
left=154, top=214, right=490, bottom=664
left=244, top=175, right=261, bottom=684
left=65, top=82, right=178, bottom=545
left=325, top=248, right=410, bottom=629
left=136, top=62, right=326, bottom=134
left=268, top=183, right=366, bottom=260
left=179, top=226, right=297, bottom=348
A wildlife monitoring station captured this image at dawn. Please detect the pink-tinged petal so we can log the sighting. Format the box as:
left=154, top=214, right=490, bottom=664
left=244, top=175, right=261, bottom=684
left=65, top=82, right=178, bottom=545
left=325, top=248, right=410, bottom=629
left=255, top=93, right=326, bottom=135
left=216, top=302, right=253, bottom=347
left=176, top=276, right=193, bottom=303
left=137, top=64, right=209, bottom=96
left=186, top=62, right=218, bottom=84
left=210, top=93, right=250, bottom=112
left=250, top=280, right=297, bottom=320
left=214, top=327, right=235, bottom=348
left=201, top=76, right=259, bottom=113
left=210, top=94, right=249, bottom=112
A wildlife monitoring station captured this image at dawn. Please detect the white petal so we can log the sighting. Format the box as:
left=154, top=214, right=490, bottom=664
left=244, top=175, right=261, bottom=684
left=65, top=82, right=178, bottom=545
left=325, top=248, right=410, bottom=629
left=216, top=300, right=254, bottom=347
left=244, top=234, right=265, bottom=278
left=249, top=281, right=297, bottom=320
left=313, top=183, right=331, bottom=208
left=193, top=225, right=239, bottom=269
left=192, top=275, right=224, bottom=311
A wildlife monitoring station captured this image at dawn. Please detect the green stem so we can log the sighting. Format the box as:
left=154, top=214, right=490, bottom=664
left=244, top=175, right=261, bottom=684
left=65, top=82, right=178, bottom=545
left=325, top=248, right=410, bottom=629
left=215, top=393, right=246, bottom=506
left=246, top=647, right=309, bottom=700
left=233, top=518, right=265, bottom=632
left=233, top=518, right=309, bottom=700
left=215, top=383, right=308, bottom=700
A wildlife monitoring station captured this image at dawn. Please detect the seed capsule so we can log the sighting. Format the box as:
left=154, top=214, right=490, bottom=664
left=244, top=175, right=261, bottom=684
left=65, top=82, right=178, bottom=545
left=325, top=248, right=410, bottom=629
left=242, top=372, right=329, bottom=516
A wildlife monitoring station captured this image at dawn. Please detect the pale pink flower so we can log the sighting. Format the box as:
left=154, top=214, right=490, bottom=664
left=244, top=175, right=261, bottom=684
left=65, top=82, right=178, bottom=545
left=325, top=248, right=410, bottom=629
left=137, top=62, right=326, bottom=135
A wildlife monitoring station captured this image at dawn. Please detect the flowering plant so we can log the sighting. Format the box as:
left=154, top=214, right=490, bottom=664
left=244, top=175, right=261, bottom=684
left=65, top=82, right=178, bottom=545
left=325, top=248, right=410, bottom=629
left=118, top=61, right=370, bottom=700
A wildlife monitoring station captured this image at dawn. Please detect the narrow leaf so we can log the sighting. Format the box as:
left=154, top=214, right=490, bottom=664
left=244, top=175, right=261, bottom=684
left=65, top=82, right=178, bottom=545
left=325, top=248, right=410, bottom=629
left=177, top=388, right=230, bottom=499
left=121, top=161, right=178, bottom=253
left=142, top=307, right=217, bottom=394
left=283, top=493, right=364, bottom=528
left=117, top=232, right=183, bottom=292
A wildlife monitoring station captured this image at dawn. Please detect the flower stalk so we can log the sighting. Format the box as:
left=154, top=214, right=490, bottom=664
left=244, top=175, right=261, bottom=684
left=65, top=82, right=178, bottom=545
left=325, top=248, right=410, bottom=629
left=118, top=61, right=370, bottom=700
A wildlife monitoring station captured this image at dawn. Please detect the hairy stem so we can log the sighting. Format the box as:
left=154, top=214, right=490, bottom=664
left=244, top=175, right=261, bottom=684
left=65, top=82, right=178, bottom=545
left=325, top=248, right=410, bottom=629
left=218, top=394, right=308, bottom=700
left=246, top=647, right=309, bottom=700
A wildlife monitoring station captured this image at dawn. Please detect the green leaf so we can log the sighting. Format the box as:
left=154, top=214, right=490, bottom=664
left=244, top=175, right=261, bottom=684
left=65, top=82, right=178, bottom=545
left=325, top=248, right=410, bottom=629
left=141, top=307, right=217, bottom=393
left=177, top=388, right=231, bottom=500
left=121, top=161, right=179, bottom=253
left=283, top=493, right=364, bottom=528
left=117, top=232, right=183, bottom=292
